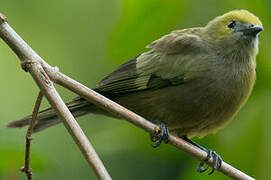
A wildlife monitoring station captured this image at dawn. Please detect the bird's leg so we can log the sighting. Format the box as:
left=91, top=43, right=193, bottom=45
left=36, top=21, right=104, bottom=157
left=181, top=136, right=222, bottom=175
left=150, top=121, right=170, bottom=148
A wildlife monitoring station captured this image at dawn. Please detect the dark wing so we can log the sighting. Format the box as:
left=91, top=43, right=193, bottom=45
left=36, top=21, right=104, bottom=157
left=94, top=56, right=144, bottom=94
left=94, top=28, right=203, bottom=94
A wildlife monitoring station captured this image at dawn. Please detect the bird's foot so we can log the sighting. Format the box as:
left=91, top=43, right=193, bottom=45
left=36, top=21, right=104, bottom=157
left=181, top=136, right=222, bottom=175
left=197, top=150, right=222, bottom=175
left=150, top=121, right=170, bottom=148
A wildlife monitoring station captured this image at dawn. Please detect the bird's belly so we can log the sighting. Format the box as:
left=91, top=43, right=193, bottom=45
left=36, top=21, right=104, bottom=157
left=115, top=76, right=254, bottom=138
left=172, top=79, right=254, bottom=137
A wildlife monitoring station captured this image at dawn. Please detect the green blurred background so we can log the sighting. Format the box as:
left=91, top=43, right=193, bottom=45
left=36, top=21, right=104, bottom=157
left=0, top=0, right=270, bottom=179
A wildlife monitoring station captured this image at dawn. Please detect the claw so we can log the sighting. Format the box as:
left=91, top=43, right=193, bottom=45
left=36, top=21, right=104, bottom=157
left=150, top=121, right=170, bottom=148
left=197, top=150, right=222, bottom=175
left=208, top=150, right=222, bottom=175
left=181, top=136, right=222, bottom=175
left=197, top=161, right=208, bottom=173
left=197, top=150, right=212, bottom=173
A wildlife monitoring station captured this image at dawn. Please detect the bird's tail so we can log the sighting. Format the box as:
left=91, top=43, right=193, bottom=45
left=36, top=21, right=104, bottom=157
left=6, top=98, right=92, bottom=133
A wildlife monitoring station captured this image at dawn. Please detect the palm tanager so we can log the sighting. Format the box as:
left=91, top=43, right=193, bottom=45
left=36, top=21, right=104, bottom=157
left=7, top=9, right=263, bottom=174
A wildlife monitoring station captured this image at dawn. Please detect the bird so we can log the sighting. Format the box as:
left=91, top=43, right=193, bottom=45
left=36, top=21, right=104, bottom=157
left=7, top=9, right=263, bottom=174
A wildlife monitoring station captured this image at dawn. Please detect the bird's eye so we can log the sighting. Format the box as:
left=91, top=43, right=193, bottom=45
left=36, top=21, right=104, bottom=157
left=227, top=20, right=236, bottom=29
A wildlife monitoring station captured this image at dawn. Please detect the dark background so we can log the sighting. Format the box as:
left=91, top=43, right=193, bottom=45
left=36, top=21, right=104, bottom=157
left=0, top=0, right=270, bottom=179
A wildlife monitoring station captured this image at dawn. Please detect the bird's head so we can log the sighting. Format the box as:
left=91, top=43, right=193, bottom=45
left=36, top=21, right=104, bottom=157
left=204, top=10, right=263, bottom=48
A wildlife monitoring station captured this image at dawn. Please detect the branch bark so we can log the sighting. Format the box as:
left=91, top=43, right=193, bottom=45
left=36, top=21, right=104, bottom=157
left=0, top=14, right=111, bottom=180
left=20, top=91, right=43, bottom=180
left=0, top=13, right=254, bottom=180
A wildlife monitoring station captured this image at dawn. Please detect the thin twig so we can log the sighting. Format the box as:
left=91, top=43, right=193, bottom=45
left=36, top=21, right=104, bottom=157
left=20, top=91, right=43, bottom=180
left=0, top=14, right=111, bottom=180
left=0, top=13, right=254, bottom=180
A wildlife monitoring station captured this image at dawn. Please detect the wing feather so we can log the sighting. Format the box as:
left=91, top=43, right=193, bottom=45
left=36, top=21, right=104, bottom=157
left=95, top=28, right=203, bottom=94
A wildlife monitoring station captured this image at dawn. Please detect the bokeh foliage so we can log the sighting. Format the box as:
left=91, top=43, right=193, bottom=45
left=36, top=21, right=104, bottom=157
left=0, top=0, right=271, bottom=179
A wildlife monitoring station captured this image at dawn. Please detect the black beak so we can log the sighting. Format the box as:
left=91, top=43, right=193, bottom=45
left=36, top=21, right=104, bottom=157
left=243, top=25, right=263, bottom=36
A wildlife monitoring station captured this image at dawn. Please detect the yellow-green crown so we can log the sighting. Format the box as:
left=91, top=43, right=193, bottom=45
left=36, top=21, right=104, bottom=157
left=217, top=10, right=262, bottom=26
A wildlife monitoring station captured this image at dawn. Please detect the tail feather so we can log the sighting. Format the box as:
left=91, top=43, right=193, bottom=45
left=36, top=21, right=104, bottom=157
left=6, top=98, right=92, bottom=133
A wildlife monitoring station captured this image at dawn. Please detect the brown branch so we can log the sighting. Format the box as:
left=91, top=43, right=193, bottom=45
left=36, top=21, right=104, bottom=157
left=0, top=13, right=254, bottom=180
left=20, top=91, right=43, bottom=180
left=0, top=14, right=111, bottom=180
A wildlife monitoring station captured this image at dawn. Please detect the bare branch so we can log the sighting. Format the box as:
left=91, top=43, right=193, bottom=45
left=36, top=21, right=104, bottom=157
left=0, top=14, right=111, bottom=180
left=20, top=91, right=43, bottom=180
left=0, top=13, right=254, bottom=180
